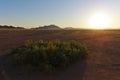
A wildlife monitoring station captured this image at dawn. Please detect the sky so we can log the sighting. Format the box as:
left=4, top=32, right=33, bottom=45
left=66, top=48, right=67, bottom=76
left=0, top=0, right=120, bottom=29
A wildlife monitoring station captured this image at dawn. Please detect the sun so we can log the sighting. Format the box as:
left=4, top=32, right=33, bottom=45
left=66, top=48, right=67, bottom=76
left=89, top=13, right=110, bottom=29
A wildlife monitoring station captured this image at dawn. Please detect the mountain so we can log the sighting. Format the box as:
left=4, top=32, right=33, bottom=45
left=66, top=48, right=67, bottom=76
left=64, top=27, right=74, bottom=30
left=0, top=25, right=24, bottom=29
left=33, top=24, right=61, bottom=30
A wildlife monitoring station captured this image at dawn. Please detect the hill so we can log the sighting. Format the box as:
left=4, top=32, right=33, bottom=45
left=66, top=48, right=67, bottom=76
left=0, top=25, right=24, bottom=29
left=33, top=24, right=61, bottom=30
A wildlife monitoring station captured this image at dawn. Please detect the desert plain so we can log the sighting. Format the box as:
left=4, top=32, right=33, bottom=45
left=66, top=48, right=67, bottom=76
left=0, top=29, right=120, bottom=80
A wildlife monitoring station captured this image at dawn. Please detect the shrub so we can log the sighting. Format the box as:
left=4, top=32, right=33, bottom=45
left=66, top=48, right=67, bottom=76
left=11, top=40, right=88, bottom=73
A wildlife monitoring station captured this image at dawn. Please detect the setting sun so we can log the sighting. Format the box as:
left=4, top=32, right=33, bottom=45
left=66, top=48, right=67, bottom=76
left=89, top=13, right=110, bottom=29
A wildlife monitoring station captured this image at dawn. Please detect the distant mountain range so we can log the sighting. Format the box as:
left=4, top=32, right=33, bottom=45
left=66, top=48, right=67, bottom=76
left=32, top=24, right=77, bottom=30
left=0, top=25, right=24, bottom=29
left=0, top=24, right=76, bottom=30
left=64, top=27, right=75, bottom=30
left=32, top=24, right=61, bottom=30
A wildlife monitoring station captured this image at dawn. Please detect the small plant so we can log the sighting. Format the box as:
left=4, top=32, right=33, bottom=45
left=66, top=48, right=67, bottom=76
left=11, top=40, right=88, bottom=73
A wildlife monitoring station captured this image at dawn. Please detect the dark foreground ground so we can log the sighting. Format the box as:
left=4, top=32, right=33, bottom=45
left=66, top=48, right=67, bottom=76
left=0, top=29, right=120, bottom=80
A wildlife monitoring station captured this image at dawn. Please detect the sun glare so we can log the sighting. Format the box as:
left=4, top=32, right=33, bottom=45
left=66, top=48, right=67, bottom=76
left=89, top=13, right=110, bottom=29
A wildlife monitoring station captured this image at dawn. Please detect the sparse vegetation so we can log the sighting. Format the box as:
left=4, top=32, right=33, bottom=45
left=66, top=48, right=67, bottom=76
left=11, top=39, right=88, bottom=73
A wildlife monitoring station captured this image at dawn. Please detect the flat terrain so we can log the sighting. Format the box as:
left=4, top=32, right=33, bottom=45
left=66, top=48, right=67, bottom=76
left=0, top=29, right=120, bottom=80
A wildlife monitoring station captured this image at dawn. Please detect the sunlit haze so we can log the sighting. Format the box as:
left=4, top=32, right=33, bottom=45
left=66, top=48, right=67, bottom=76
left=89, top=12, right=110, bottom=29
left=0, top=0, right=120, bottom=29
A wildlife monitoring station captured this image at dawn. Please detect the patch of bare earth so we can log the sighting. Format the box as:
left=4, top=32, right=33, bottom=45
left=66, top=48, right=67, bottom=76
left=0, top=29, right=120, bottom=80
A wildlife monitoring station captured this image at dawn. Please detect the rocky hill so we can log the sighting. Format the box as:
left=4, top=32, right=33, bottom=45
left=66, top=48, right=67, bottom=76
left=33, top=24, right=61, bottom=30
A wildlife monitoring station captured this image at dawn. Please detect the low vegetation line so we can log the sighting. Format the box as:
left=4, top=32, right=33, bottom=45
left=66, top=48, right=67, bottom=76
left=11, top=40, right=88, bottom=73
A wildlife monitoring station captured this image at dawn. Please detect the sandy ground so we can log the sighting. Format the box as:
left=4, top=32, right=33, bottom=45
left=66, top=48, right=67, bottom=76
left=0, top=29, right=120, bottom=80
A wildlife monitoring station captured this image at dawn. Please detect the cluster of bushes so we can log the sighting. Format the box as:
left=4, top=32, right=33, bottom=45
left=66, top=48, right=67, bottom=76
left=11, top=40, right=88, bottom=73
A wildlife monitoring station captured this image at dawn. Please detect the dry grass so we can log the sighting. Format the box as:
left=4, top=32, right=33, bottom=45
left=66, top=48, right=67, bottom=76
left=0, top=29, right=120, bottom=80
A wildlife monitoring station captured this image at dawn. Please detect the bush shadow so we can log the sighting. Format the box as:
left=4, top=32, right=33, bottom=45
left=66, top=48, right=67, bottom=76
left=0, top=54, right=87, bottom=80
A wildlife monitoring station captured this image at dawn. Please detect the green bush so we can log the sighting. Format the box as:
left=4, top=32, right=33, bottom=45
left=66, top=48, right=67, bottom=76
left=11, top=40, right=88, bottom=73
